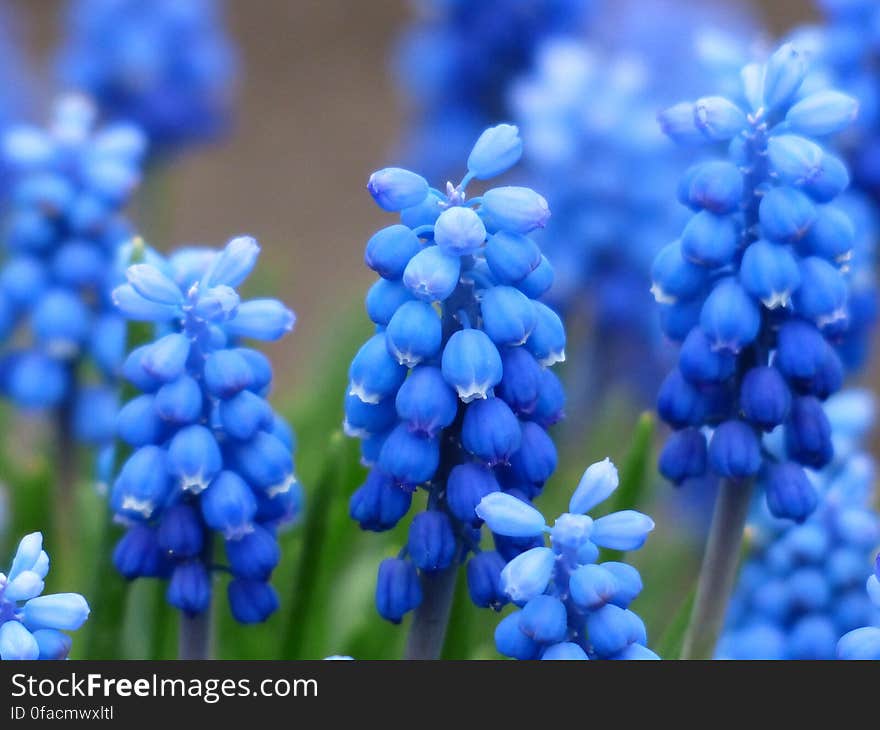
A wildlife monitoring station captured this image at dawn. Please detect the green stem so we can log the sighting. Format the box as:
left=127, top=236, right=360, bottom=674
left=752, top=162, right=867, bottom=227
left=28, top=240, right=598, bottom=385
left=681, top=478, right=754, bottom=660
left=150, top=582, right=174, bottom=659
left=82, top=517, right=127, bottom=659
left=280, top=432, right=346, bottom=659
left=178, top=609, right=213, bottom=660
left=404, top=564, right=458, bottom=660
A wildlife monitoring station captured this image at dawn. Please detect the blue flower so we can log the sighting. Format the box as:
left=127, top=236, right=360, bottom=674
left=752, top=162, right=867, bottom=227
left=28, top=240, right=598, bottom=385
left=720, top=390, right=880, bottom=659
left=477, top=458, right=658, bottom=660
left=347, top=124, right=568, bottom=622
left=0, top=96, right=145, bottom=459
left=0, top=532, right=90, bottom=660
left=508, top=4, right=757, bottom=400
left=392, top=0, right=596, bottom=179
left=57, top=0, right=238, bottom=152
left=654, top=43, right=861, bottom=522
left=109, top=236, right=298, bottom=624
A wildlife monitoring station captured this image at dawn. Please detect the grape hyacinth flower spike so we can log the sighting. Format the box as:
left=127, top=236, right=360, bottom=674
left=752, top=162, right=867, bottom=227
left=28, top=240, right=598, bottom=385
left=0, top=95, right=145, bottom=485
left=0, top=532, right=90, bottom=660
left=347, top=124, right=567, bottom=658
left=477, top=458, right=658, bottom=660
left=654, top=42, right=860, bottom=659
left=111, top=236, right=299, bottom=657
left=837, top=554, right=880, bottom=660
left=720, top=390, right=880, bottom=659
left=57, top=0, right=238, bottom=154
left=393, top=0, right=596, bottom=178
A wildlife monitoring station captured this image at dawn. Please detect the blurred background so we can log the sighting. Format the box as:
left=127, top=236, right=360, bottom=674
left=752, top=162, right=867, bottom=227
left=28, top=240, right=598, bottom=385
left=2, top=0, right=876, bottom=661
left=8, top=0, right=817, bottom=394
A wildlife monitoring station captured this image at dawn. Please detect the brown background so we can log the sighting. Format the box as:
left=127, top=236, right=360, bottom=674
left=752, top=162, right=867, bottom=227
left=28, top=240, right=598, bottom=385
left=9, top=0, right=816, bottom=393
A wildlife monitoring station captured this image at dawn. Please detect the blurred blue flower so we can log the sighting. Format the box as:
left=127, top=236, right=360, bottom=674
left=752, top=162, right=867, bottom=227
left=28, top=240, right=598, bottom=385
left=57, top=0, right=238, bottom=153
left=393, top=0, right=596, bottom=178
left=478, top=458, right=658, bottom=660
left=789, top=1, right=880, bottom=204
left=509, top=1, right=756, bottom=400
left=348, top=124, right=569, bottom=623
left=720, top=390, right=880, bottom=659
left=110, top=236, right=299, bottom=624
left=0, top=96, right=145, bottom=453
left=654, top=43, right=863, bottom=522
left=0, top=532, right=90, bottom=660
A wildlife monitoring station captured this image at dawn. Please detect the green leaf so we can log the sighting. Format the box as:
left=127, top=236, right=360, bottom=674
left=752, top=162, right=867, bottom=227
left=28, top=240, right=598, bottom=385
left=81, top=515, right=129, bottom=659
left=655, top=584, right=696, bottom=660
left=602, top=411, right=656, bottom=562
left=280, top=432, right=361, bottom=658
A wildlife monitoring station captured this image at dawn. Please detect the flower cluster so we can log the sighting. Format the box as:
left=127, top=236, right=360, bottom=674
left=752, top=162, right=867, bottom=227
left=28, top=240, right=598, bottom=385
left=791, top=0, right=880, bottom=202
left=57, top=0, right=238, bottom=153
left=109, top=236, right=299, bottom=624
left=347, top=124, right=567, bottom=623
left=393, top=0, right=595, bottom=178
left=654, top=43, right=861, bottom=521
left=0, top=532, right=90, bottom=660
left=509, top=5, right=756, bottom=400
left=0, top=96, right=145, bottom=442
left=510, top=40, right=686, bottom=397
left=719, top=391, right=880, bottom=659
left=476, top=459, right=657, bottom=660
left=837, top=555, right=880, bottom=659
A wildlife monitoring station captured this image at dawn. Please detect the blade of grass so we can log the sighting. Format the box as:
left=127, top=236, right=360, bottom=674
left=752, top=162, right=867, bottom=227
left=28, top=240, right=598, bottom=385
left=603, top=411, right=656, bottom=562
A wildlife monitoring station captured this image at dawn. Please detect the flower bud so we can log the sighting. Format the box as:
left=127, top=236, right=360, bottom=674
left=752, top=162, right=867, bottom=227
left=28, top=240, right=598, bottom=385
left=447, top=463, right=500, bottom=526
left=167, top=562, right=211, bottom=616
left=375, top=557, right=422, bottom=623
left=759, top=186, right=816, bottom=243
left=480, top=285, right=537, bottom=346
left=441, top=328, right=503, bottom=402
left=434, top=206, right=487, bottom=256
left=494, top=610, right=540, bottom=659
left=679, top=328, right=736, bottom=384
left=385, top=300, right=442, bottom=367
left=658, top=428, right=707, bottom=484
left=367, top=167, right=429, bottom=211
left=349, top=333, right=407, bottom=404
left=699, top=277, right=760, bottom=353
left=762, top=461, right=818, bottom=522
left=485, top=231, right=541, bottom=284
left=566, top=457, right=618, bottom=514
left=762, top=43, right=807, bottom=111
left=461, top=397, right=522, bottom=465
left=500, top=546, right=555, bottom=604
left=476, top=492, right=546, bottom=538
left=407, top=510, right=456, bottom=572
left=377, top=423, right=439, bottom=487
left=466, top=550, right=507, bottom=610
left=157, top=503, right=204, bottom=559
left=225, top=524, right=280, bottom=581
left=741, top=366, right=791, bottom=431
left=228, top=579, right=279, bottom=624
left=481, top=186, right=550, bottom=233
left=467, top=124, right=523, bottom=179
left=167, top=425, right=223, bottom=493
left=365, top=224, right=421, bottom=279
left=394, top=365, right=458, bottom=437
left=786, top=90, right=858, bottom=137
left=201, top=470, right=258, bottom=540
left=785, top=395, right=834, bottom=468
left=519, top=594, right=567, bottom=643
left=709, top=419, right=762, bottom=479
left=740, top=239, right=801, bottom=309
left=693, top=96, right=747, bottom=141
left=402, top=245, right=461, bottom=302
left=349, top=470, right=412, bottom=532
